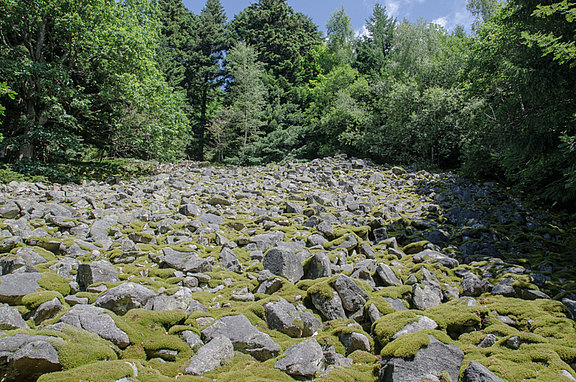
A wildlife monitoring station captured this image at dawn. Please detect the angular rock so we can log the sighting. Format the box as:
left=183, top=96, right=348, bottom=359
left=310, top=291, right=346, bottom=320
left=32, top=297, right=64, bottom=324
left=181, top=331, right=203, bottom=351
left=147, top=287, right=207, bottom=315
left=76, top=260, right=119, bottom=292
left=219, top=247, right=242, bottom=272
left=264, top=298, right=303, bottom=338
left=274, top=338, right=325, bottom=379
left=339, top=331, right=371, bottom=354
left=179, top=204, right=201, bottom=217
left=0, top=335, right=62, bottom=381
left=201, top=315, right=280, bottom=361
left=0, top=201, right=20, bottom=219
left=392, top=315, right=438, bottom=339
left=413, top=249, right=459, bottom=268
left=185, top=336, right=234, bottom=375
left=462, top=361, right=506, bottom=382
left=94, top=282, right=156, bottom=315
left=161, top=247, right=212, bottom=273
left=0, top=303, right=29, bottom=330
left=249, top=231, right=284, bottom=252
left=0, top=272, right=42, bottom=304
left=59, top=305, right=130, bottom=347
left=412, top=285, right=442, bottom=310
left=300, top=311, right=322, bottom=337
left=379, top=336, right=464, bottom=382
left=376, top=263, right=402, bottom=286
left=263, top=247, right=304, bottom=283
left=462, top=272, right=491, bottom=297
left=333, top=274, right=369, bottom=312
left=304, top=252, right=332, bottom=279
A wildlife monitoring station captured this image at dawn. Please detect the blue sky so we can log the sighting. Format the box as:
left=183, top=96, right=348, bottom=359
left=183, top=0, right=475, bottom=34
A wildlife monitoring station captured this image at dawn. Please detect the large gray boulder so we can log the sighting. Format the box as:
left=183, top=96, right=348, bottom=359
left=264, top=298, right=304, bottom=338
left=0, top=334, right=62, bottom=381
left=59, top=304, right=130, bottom=347
left=76, top=260, right=119, bottom=291
left=263, top=247, right=304, bottom=284
left=379, top=335, right=464, bottom=382
left=185, top=336, right=234, bottom=376
left=274, top=338, right=325, bottom=379
left=201, top=315, right=280, bottom=361
left=376, top=263, right=402, bottom=286
left=0, top=272, right=42, bottom=304
left=147, top=287, right=207, bottom=315
left=333, top=274, right=369, bottom=312
left=0, top=303, right=29, bottom=330
left=304, top=252, right=332, bottom=279
left=310, top=291, right=347, bottom=320
left=94, top=282, right=156, bottom=315
left=462, top=361, right=506, bottom=382
left=219, top=247, right=242, bottom=272
left=462, top=272, right=491, bottom=297
left=161, top=247, right=212, bottom=273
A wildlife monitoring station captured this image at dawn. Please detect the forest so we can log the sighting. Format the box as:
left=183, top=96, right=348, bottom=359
left=0, top=0, right=575, bottom=207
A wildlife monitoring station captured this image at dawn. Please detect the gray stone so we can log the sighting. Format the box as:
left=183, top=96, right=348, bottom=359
left=148, top=287, right=207, bottom=315
left=462, top=272, right=491, bottom=297
left=0, top=272, right=42, bottom=304
left=185, top=336, right=234, bottom=375
left=300, top=311, right=322, bottom=337
left=59, top=305, right=130, bottom=347
left=311, top=291, right=346, bottom=320
left=32, top=297, right=64, bottom=325
left=263, top=247, right=304, bottom=283
left=0, top=201, right=20, bottom=219
left=219, top=247, right=242, bottom=272
left=462, top=361, right=506, bottom=382
left=478, top=333, right=497, bottom=348
left=505, top=335, right=522, bottom=349
left=250, top=232, right=285, bottom=251
left=392, top=315, right=438, bottom=339
left=359, top=243, right=376, bottom=259
left=373, top=227, right=388, bottom=243
left=201, top=315, right=280, bottom=361
left=76, top=260, right=119, bottom=291
left=307, top=233, right=328, bottom=247
left=94, top=282, right=156, bottom=315
left=562, top=370, right=576, bottom=381
left=339, top=331, right=371, bottom=354
left=376, top=263, right=403, bottom=286
left=179, top=204, right=201, bottom=217
left=0, top=303, right=29, bottom=330
left=197, top=213, right=225, bottom=226
left=517, top=289, right=551, bottom=300
left=379, top=335, right=464, bottom=382
left=181, top=331, right=203, bottom=351
left=333, top=274, right=369, bottom=312
left=274, top=338, right=325, bottom=379
left=265, top=298, right=303, bottom=338
left=412, top=284, right=442, bottom=310
left=161, top=247, right=212, bottom=273
left=304, top=252, right=332, bottom=279
left=328, top=234, right=358, bottom=251
left=6, top=338, right=61, bottom=380
left=413, top=249, right=459, bottom=268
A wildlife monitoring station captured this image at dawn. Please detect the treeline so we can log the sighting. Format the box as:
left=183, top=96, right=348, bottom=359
left=0, top=0, right=575, bottom=205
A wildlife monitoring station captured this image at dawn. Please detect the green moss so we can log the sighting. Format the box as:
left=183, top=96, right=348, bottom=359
left=402, top=240, right=430, bottom=254
left=306, top=276, right=337, bottom=300
left=21, top=291, right=65, bottom=310
left=32, top=246, right=58, bottom=262
left=315, top=364, right=378, bottom=382
left=380, top=330, right=451, bottom=358
left=349, top=350, right=378, bottom=364
left=372, top=310, right=420, bottom=347
left=37, top=360, right=132, bottom=382
left=76, top=292, right=99, bottom=304
left=425, top=303, right=488, bottom=336
left=202, top=352, right=292, bottom=381
left=38, top=271, right=70, bottom=296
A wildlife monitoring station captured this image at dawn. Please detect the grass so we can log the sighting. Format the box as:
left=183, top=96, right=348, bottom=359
left=0, top=158, right=160, bottom=184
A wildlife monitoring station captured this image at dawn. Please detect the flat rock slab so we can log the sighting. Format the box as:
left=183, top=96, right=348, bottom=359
left=0, top=272, right=42, bottom=304
left=201, top=314, right=280, bottom=361
left=94, top=282, right=156, bottom=315
left=59, top=304, right=130, bottom=348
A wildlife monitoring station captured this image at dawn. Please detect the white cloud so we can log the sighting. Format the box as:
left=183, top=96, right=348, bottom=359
left=385, top=0, right=400, bottom=16
left=432, top=16, right=448, bottom=28
left=355, top=24, right=370, bottom=38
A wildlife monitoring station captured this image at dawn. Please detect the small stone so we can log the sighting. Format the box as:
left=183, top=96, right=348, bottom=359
left=462, top=361, right=506, bottom=382
left=185, top=336, right=234, bottom=375
left=478, top=334, right=497, bottom=348
left=274, top=338, right=325, bottom=379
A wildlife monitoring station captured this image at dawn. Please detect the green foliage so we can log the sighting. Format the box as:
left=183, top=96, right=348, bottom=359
left=326, top=6, right=355, bottom=66
left=0, top=0, right=188, bottom=163
left=355, top=3, right=396, bottom=76
left=215, top=42, right=267, bottom=164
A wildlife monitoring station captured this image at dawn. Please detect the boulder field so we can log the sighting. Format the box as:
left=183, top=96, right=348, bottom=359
left=0, top=155, right=575, bottom=381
